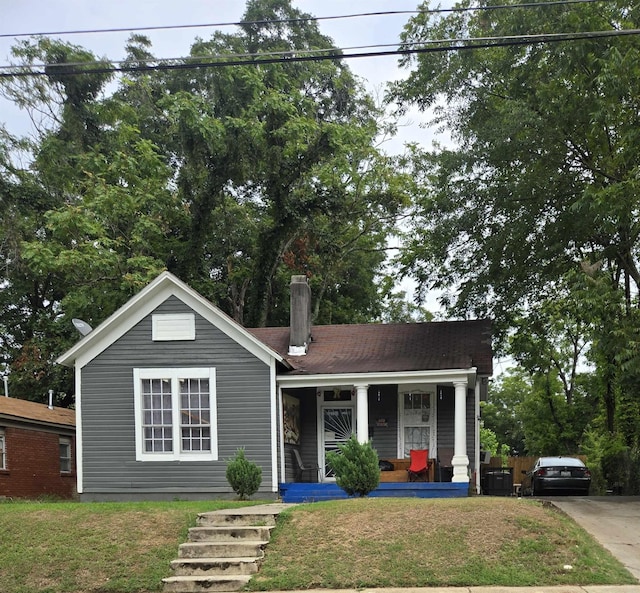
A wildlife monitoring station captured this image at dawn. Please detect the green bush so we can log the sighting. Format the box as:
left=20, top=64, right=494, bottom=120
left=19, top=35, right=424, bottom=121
left=326, top=436, right=380, bottom=497
left=226, top=448, right=262, bottom=500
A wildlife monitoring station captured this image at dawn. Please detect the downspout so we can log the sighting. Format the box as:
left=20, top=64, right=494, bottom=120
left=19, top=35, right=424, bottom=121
left=277, top=384, right=285, bottom=485
left=270, top=360, right=279, bottom=494
left=475, top=380, right=481, bottom=494
left=75, top=364, right=84, bottom=495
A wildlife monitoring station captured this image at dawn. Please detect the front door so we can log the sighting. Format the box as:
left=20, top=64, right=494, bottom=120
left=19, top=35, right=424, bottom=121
left=319, top=402, right=354, bottom=480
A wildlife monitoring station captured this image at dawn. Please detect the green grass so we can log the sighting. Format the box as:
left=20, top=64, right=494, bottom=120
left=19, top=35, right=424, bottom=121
left=0, top=497, right=636, bottom=593
left=0, top=499, right=260, bottom=593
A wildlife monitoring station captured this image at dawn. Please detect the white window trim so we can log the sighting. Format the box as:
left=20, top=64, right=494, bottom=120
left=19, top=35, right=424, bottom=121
left=398, top=388, right=435, bottom=458
left=59, top=437, right=72, bottom=473
left=133, top=367, right=218, bottom=462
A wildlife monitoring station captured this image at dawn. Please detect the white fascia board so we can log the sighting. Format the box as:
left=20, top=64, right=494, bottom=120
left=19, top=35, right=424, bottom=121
left=74, top=364, right=83, bottom=494
left=269, top=360, right=279, bottom=493
left=277, top=368, right=478, bottom=389
left=57, top=272, right=285, bottom=369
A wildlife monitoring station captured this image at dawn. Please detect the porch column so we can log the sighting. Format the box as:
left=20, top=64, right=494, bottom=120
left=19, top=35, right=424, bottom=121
left=452, top=380, right=470, bottom=483
left=355, top=384, right=369, bottom=443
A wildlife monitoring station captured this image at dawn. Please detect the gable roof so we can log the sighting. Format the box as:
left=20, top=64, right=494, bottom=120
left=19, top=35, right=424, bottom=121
left=0, top=397, right=75, bottom=428
left=249, top=319, right=492, bottom=376
left=56, top=271, right=287, bottom=369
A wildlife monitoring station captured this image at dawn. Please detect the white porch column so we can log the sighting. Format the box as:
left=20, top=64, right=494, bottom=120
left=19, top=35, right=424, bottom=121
left=452, top=380, right=470, bottom=483
left=355, top=384, right=369, bottom=443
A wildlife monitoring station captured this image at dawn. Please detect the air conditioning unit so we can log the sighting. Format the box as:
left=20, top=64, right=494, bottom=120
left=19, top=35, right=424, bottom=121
left=480, top=450, right=492, bottom=464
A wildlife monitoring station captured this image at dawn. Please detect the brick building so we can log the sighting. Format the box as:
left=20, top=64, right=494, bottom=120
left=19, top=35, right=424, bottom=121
left=0, top=397, right=76, bottom=499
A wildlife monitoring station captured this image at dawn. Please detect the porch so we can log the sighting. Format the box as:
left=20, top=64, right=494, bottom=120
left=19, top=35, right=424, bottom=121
left=280, top=481, right=469, bottom=502
left=280, top=455, right=473, bottom=502
left=280, top=380, right=480, bottom=499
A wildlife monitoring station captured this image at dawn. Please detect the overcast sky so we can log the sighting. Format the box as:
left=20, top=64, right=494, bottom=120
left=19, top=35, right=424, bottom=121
left=0, top=0, right=440, bottom=151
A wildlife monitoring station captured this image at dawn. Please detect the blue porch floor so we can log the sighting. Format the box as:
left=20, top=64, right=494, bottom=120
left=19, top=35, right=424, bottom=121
left=279, top=481, right=469, bottom=502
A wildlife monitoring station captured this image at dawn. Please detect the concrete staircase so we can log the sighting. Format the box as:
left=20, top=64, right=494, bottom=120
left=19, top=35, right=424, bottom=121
left=162, top=504, right=292, bottom=593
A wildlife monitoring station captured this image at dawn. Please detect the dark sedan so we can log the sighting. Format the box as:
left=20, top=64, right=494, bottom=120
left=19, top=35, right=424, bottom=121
left=522, top=456, right=591, bottom=496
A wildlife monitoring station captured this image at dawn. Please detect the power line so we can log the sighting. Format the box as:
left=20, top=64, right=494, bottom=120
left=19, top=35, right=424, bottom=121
left=0, top=0, right=606, bottom=40
left=0, top=27, right=637, bottom=79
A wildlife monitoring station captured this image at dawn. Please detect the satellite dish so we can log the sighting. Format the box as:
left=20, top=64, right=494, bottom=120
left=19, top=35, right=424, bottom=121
left=72, top=318, right=93, bottom=336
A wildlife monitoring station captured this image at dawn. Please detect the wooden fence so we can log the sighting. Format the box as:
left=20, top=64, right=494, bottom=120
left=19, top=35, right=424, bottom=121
left=486, top=457, right=535, bottom=481
left=485, top=455, right=587, bottom=483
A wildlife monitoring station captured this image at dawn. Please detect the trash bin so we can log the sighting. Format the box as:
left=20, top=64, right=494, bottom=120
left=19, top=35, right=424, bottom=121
left=482, top=467, right=513, bottom=496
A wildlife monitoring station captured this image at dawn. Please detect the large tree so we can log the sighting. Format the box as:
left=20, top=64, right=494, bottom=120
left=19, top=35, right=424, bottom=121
left=394, top=0, right=640, bottom=321
left=392, top=0, right=640, bottom=488
left=0, top=39, right=115, bottom=403
left=0, top=0, right=411, bottom=403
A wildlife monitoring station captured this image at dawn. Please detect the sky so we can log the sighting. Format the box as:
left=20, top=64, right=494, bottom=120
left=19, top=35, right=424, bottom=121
left=0, top=0, right=440, bottom=150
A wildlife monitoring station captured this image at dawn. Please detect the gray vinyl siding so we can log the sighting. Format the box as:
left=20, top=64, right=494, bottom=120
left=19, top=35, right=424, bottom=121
left=466, top=388, right=476, bottom=474
left=369, top=384, right=398, bottom=459
left=436, top=385, right=476, bottom=472
left=436, top=385, right=454, bottom=466
left=80, top=296, right=273, bottom=498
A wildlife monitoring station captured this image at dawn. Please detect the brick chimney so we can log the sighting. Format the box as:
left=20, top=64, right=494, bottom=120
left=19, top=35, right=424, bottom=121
left=289, top=275, right=311, bottom=356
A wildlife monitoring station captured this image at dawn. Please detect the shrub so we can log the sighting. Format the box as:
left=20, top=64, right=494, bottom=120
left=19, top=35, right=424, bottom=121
left=326, top=436, right=379, bottom=497
left=226, top=448, right=262, bottom=500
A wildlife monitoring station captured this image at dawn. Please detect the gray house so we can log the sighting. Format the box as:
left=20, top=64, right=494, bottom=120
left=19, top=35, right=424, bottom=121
left=57, top=272, right=492, bottom=501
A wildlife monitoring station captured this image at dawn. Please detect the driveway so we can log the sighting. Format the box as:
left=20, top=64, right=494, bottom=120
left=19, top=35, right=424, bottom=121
left=548, top=496, right=640, bottom=581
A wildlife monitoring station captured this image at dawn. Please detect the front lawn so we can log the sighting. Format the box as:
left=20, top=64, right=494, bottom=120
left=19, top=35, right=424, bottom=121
left=0, top=497, right=635, bottom=593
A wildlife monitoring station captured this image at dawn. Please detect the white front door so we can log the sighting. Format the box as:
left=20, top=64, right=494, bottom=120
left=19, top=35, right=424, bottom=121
left=400, top=390, right=435, bottom=457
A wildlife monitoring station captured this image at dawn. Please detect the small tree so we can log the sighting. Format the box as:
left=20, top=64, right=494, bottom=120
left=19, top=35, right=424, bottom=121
left=326, top=436, right=380, bottom=497
left=226, top=448, right=262, bottom=500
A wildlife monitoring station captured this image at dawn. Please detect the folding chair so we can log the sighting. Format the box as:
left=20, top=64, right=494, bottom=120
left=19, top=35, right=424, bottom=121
left=291, top=449, right=320, bottom=482
left=407, top=449, right=430, bottom=482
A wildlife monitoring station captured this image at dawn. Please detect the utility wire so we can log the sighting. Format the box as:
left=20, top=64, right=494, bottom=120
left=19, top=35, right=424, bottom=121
left=0, top=0, right=607, bottom=40
left=0, top=27, right=637, bottom=79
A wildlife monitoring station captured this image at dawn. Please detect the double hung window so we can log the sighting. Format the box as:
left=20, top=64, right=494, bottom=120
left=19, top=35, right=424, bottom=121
left=59, top=438, right=72, bottom=473
left=133, top=368, right=217, bottom=461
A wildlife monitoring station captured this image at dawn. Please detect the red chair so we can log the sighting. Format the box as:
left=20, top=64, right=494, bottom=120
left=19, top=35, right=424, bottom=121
left=408, top=449, right=430, bottom=482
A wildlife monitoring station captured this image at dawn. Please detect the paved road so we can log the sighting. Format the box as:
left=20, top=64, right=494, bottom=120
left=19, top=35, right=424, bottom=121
left=548, top=496, right=640, bottom=581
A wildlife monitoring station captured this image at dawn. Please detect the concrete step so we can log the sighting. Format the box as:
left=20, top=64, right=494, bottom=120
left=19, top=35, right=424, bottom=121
left=163, top=574, right=251, bottom=593
left=169, top=556, right=260, bottom=577
left=178, top=540, right=268, bottom=559
left=188, top=525, right=273, bottom=542
left=197, top=511, right=278, bottom=527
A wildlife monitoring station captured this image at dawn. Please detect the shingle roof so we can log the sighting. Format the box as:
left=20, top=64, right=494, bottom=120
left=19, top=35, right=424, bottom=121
left=0, top=397, right=76, bottom=428
left=249, top=319, right=492, bottom=376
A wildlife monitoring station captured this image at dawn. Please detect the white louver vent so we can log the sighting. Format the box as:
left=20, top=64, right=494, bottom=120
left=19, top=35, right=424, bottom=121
left=152, top=313, right=195, bottom=341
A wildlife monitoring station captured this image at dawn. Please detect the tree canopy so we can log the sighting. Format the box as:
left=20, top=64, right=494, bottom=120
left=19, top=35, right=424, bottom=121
left=393, top=0, right=640, bottom=490
left=0, top=0, right=412, bottom=403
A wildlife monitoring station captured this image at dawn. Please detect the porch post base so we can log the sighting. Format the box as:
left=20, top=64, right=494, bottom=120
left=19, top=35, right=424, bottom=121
left=451, top=454, right=470, bottom=483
